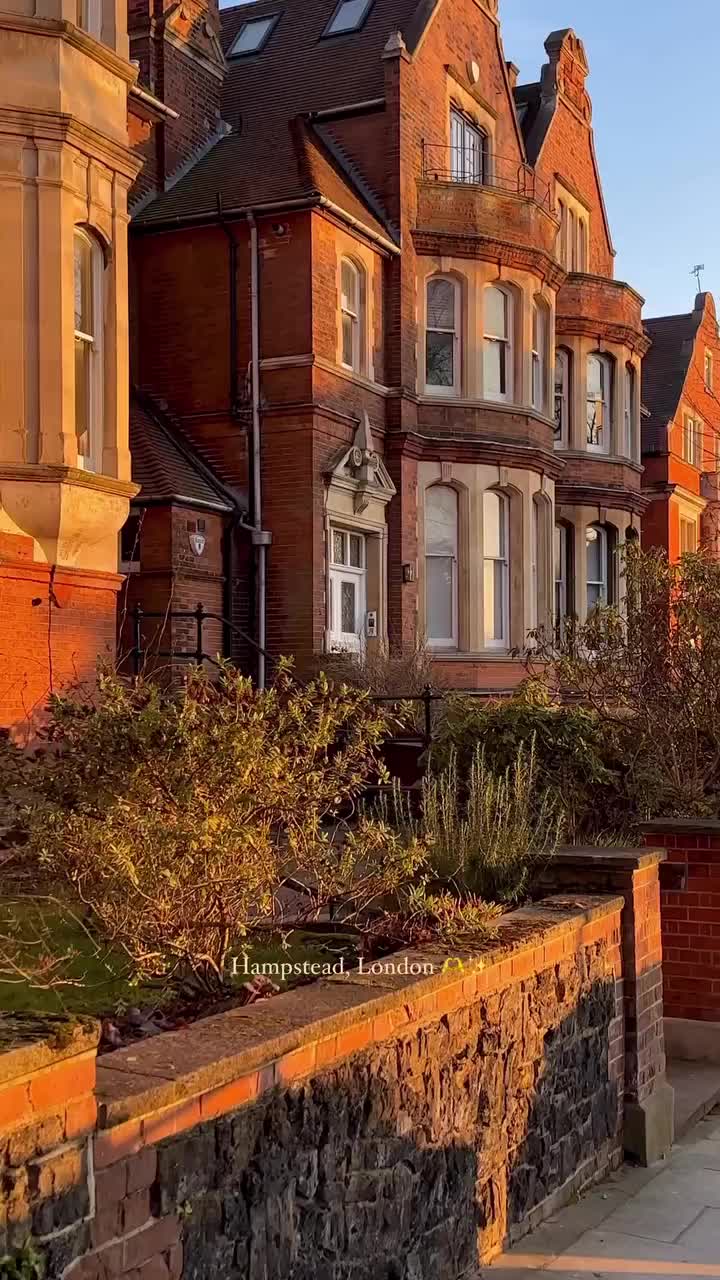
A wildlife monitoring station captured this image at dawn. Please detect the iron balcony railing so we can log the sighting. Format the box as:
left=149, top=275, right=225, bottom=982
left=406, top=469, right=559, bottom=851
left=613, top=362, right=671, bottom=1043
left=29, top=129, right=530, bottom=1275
left=421, top=142, right=553, bottom=212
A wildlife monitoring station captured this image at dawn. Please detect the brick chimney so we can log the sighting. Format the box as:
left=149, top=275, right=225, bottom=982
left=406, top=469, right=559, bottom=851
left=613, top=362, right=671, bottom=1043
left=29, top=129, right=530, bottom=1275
left=129, top=0, right=227, bottom=205
left=541, top=28, right=591, bottom=123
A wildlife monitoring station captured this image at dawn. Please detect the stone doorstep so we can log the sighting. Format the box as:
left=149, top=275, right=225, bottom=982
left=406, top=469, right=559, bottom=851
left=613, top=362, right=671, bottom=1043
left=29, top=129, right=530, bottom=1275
left=94, top=894, right=624, bottom=1134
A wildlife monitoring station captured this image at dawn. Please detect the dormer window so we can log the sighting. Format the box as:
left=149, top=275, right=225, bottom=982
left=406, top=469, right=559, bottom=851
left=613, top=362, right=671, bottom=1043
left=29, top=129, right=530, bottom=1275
left=228, top=13, right=281, bottom=56
left=323, top=0, right=373, bottom=36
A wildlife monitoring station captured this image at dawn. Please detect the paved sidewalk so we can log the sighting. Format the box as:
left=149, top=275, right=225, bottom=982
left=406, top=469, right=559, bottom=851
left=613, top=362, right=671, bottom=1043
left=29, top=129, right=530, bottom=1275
left=491, top=1109, right=720, bottom=1280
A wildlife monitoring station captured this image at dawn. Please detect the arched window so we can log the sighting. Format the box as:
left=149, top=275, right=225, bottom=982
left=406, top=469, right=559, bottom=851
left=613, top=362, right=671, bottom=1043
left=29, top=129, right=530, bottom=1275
left=483, top=286, right=512, bottom=402
left=624, top=362, right=637, bottom=459
left=340, top=258, right=365, bottom=374
left=586, top=524, right=608, bottom=612
left=586, top=353, right=612, bottom=453
left=74, top=228, right=104, bottom=472
left=483, top=490, right=508, bottom=647
left=554, top=348, right=571, bottom=447
left=532, top=300, right=549, bottom=413
left=425, top=486, right=458, bottom=647
left=425, top=276, right=460, bottom=395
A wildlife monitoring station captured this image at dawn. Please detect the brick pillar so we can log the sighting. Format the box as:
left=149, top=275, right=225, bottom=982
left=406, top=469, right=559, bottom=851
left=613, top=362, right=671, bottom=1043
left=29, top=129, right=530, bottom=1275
left=540, top=848, right=674, bottom=1164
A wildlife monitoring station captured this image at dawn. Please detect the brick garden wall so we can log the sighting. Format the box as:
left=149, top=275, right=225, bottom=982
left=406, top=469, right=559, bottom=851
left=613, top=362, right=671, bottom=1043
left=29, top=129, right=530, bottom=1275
left=644, top=821, right=720, bottom=1024
left=1, top=896, right=629, bottom=1279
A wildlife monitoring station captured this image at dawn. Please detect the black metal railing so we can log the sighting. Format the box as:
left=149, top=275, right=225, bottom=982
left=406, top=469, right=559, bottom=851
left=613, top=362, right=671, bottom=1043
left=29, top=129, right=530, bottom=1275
left=421, top=142, right=553, bottom=211
left=124, top=603, right=277, bottom=677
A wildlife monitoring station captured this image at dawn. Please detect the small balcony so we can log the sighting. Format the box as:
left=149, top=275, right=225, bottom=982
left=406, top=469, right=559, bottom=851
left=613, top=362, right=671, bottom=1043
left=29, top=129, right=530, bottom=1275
left=556, top=275, right=648, bottom=348
left=415, top=143, right=561, bottom=272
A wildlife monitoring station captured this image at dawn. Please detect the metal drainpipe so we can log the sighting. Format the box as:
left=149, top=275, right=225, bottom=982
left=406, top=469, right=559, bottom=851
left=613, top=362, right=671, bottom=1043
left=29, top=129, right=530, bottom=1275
left=247, top=211, right=270, bottom=689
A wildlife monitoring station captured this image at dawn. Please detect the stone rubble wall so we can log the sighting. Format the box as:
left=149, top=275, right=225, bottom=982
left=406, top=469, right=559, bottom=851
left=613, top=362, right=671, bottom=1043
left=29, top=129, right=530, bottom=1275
left=0, top=896, right=630, bottom=1279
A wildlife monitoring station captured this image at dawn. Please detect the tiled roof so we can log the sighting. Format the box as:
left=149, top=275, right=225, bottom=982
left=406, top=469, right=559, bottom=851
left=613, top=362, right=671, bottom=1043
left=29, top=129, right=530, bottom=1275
left=130, top=391, right=242, bottom=513
left=642, top=310, right=702, bottom=454
left=134, top=0, right=424, bottom=232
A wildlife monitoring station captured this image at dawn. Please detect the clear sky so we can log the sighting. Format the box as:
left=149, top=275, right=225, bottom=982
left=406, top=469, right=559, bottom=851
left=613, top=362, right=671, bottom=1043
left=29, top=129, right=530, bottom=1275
left=499, top=0, right=719, bottom=318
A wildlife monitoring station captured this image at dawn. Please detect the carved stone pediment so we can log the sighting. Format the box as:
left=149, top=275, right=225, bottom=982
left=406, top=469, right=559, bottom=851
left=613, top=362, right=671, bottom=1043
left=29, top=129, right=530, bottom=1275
left=326, top=413, right=396, bottom=516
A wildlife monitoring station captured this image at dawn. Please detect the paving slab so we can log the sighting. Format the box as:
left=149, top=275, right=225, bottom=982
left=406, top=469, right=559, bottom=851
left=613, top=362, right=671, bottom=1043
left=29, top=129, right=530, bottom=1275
left=490, top=1109, right=720, bottom=1280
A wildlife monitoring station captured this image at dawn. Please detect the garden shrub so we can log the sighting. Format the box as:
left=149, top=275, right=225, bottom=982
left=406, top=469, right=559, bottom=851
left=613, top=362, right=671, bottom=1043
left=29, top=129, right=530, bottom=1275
left=429, top=684, right=637, bottom=844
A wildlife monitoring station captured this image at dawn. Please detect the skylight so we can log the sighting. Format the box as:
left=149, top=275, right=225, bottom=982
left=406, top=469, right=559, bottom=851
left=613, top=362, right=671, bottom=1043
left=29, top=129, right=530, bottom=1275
left=324, top=0, right=374, bottom=37
left=228, top=12, right=280, bottom=56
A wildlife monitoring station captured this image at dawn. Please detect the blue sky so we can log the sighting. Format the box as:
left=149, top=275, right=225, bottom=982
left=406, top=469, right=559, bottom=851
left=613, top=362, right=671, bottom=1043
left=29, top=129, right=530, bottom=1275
left=500, top=0, right=718, bottom=317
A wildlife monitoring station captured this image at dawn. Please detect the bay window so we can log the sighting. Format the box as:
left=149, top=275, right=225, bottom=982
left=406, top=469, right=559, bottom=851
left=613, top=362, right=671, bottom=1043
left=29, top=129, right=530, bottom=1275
left=532, top=300, right=548, bottom=413
left=483, top=490, right=508, bottom=648
left=425, top=276, right=460, bottom=395
left=586, top=353, right=612, bottom=453
left=74, top=228, right=104, bottom=472
left=554, top=348, right=570, bottom=447
left=586, top=524, right=608, bottom=612
left=624, top=362, right=637, bottom=459
left=483, top=286, right=512, bottom=402
left=554, top=523, right=569, bottom=627
left=425, top=486, right=458, bottom=647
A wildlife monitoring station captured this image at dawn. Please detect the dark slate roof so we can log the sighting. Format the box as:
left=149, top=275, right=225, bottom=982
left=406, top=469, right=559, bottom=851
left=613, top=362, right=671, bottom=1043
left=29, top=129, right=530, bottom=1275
left=642, top=307, right=703, bottom=454
left=134, top=0, right=425, bottom=232
left=130, top=391, right=241, bottom=513
left=513, top=81, right=547, bottom=161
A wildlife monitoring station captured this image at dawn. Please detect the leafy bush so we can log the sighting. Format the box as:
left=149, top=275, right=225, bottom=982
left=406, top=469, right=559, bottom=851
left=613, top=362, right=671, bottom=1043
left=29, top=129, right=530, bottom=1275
left=20, top=663, right=428, bottom=991
left=533, top=545, right=720, bottom=820
left=383, top=741, right=561, bottom=905
left=430, top=684, right=636, bottom=843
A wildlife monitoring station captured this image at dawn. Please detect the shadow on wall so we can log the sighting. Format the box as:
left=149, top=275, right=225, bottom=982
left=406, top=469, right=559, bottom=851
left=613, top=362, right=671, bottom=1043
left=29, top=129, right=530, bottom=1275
left=148, top=974, right=620, bottom=1280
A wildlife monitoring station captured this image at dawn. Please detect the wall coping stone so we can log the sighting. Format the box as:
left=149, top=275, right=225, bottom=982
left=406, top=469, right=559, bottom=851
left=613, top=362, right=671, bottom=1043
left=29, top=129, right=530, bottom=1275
left=642, top=819, right=720, bottom=834
left=95, top=894, right=623, bottom=1130
left=0, top=1013, right=99, bottom=1086
left=554, top=846, right=667, bottom=871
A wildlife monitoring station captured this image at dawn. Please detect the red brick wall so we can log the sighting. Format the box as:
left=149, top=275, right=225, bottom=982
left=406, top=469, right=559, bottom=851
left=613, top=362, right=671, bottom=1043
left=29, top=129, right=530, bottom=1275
left=645, top=824, right=720, bottom=1022
left=118, top=505, right=227, bottom=673
left=0, top=536, right=121, bottom=735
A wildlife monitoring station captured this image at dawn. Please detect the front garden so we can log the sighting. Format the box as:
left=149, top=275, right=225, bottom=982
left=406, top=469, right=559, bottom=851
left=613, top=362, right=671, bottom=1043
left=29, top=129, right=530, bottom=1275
left=2, top=544, right=720, bottom=1038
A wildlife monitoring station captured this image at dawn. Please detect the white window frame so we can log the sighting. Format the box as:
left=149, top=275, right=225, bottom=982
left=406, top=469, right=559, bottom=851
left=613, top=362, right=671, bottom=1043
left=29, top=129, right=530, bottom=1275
left=340, top=258, right=364, bottom=375
left=705, top=350, right=713, bottom=391
left=586, top=524, right=608, bottom=613
left=530, top=499, right=539, bottom=632
left=624, top=362, right=636, bottom=459
left=450, top=109, right=486, bottom=184
left=483, top=286, right=513, bottom=403
left=425, top=276, right=460, bottom=397
left=328, top=528, right=367, bottom=651
left=74, top=227, right=104, bottom=473
left=682, top=415, right=703, bottom=468
left=554, top=523, right=569, bottom=628
left=679, top=517, right=698, bottom=555
left=425, top=486, right=458, bottom=649
left=483, top=490, right=509, bottom=650
left=532, top=301, right=548, bottom=414
left=586, top=352, right=612, bottom=454
left=554, top=348, right=570, bottom=448
left=77, top=0, right=102, bottom=37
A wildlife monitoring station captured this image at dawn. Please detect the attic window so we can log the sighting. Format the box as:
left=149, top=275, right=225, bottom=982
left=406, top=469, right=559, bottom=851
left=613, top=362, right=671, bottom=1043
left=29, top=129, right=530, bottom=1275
left=228, top=12, right=280, bottom=56
left=323, top=0, right=373, bottom=37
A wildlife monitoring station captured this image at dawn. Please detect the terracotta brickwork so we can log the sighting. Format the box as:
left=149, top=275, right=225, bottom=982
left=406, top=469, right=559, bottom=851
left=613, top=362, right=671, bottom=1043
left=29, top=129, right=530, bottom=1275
left=643, top=821, right=720, bottom=1023
left=129, top=2, right=647, bottom=682
left=642, top=293, right=720, bottom=562
left=0, top=535, right=121, bottom=735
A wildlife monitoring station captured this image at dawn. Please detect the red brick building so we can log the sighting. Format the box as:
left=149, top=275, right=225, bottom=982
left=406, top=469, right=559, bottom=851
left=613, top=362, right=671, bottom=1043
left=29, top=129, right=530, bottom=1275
left=126, top=0, right=649, bottom=687
left=641, top=292, right=720, bottom=561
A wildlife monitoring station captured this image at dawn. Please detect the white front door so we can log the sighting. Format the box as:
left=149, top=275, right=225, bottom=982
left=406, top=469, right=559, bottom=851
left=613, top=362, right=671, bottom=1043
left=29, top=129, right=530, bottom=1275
left=328, top=529, right=366, bottom=652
